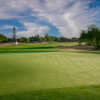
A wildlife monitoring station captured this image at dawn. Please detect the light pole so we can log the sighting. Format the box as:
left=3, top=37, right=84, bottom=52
left=13, top=26, right=16, bottom=42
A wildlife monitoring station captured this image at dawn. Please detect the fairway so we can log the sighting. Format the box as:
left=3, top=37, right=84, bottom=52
left=0, top=43, right=100, bottom=100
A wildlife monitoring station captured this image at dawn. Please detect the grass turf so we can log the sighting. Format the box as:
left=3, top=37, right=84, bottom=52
left=0, top=43, right=100, bottom=100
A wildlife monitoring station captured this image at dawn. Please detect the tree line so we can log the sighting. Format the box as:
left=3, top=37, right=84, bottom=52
left=0, top=33, right=78, bottom=43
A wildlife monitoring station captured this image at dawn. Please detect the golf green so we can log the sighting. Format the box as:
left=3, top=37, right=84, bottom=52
left=0, top=43, right=100, bottom=100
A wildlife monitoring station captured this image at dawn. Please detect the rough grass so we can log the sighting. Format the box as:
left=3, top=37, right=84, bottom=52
left=0, top=42, right=100, bottom=100
left=1, top=86, right=100, bottom=100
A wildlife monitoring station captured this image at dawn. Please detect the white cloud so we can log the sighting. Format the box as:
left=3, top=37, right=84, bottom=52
left=0, top=25, right=18, bottom=30
left=17, top=22, right=50, bottom=37
left=0, top=0, right=100, bottom=38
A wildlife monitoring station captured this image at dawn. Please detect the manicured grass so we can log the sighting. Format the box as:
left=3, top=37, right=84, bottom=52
left=0, top=43, right=100, bottom=100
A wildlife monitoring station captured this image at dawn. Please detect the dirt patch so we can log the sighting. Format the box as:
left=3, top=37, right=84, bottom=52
left=0, top=43, right=14, bottom=47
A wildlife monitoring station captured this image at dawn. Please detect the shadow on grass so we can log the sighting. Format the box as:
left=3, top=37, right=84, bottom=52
left=0, top=46, right=58, bottom=53
left=0, top=50, right=58, bottom=54
left=18, top=46, right=54, bottom=50
left=0, top=85, right=100, bottom=100
left=2, top=46, right=54, bottom=50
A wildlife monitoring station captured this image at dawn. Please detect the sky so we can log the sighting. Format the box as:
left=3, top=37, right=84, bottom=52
left=0, top=0, right=100, bottom=38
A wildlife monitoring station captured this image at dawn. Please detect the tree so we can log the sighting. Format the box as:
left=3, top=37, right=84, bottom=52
left=79, top=30, right=87, bottom=45
left=58, top=37, right=71, bottom=42
left=44, top=34, right=51, bottom=41
left=0, top=33, right=8, bottom=43
left=79, top=25, right=100, bottom=48
left=39, top=37, right=46, bottom=42
left=43, top=34, right=55, bottom=42
left=19, top=37, right=29, bottom=43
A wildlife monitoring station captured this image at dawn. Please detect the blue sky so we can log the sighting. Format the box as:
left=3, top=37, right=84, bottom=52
left=0, top=0, right=100, bottom=38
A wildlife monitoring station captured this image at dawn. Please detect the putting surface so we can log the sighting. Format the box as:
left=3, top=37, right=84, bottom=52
left=0, top=43, right=100, bottom=100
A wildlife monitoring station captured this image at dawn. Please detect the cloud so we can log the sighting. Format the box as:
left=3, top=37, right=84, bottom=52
left=17, top=22, right=50, bottom=37
left=0, top=25, right=18, bottom=30
left=0, top=0, right=100, bottom=38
